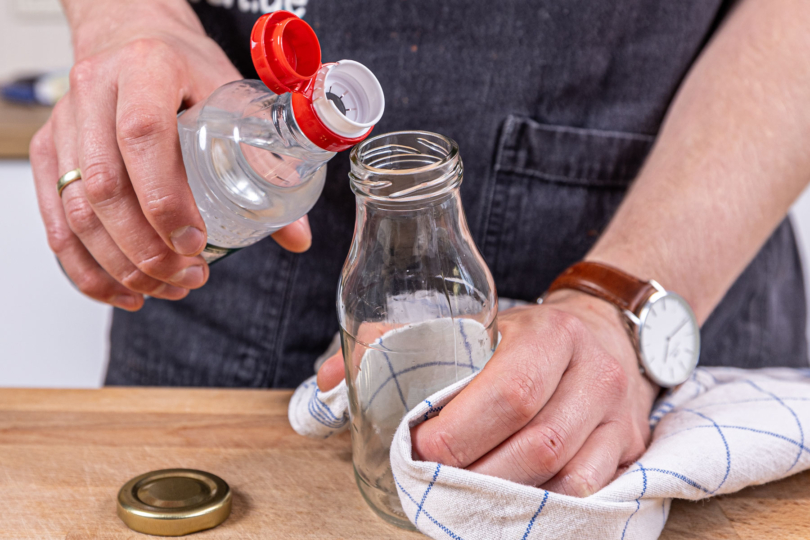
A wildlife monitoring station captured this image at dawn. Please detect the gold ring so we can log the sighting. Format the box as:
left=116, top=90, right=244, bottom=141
left=57, top=168, right=82, bottom=197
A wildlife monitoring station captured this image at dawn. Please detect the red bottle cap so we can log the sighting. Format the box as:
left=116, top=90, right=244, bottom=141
left=250, top=11, right=321, bottom=95
left=250, top=12, right=384, bottom=152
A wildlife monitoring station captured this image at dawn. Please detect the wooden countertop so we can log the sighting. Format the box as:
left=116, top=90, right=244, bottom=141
left=0, top=99, right=51, bottom=158
left=0, top=388, right=807, bottom=539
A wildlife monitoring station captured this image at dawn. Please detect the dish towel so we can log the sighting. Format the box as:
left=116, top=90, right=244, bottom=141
left=289, top=345, right=810, bottom=539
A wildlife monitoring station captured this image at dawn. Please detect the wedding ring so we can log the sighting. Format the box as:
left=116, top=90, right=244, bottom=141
left=57, top=168, right=82, bottom=197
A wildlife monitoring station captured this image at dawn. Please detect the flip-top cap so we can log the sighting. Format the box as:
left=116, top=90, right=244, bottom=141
left=250, top=10, right=321, bottom=95
left=250, top=11, right=385, bottom=152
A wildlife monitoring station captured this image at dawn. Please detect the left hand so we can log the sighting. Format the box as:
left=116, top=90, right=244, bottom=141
left=317, top=290, right=659, bottom=497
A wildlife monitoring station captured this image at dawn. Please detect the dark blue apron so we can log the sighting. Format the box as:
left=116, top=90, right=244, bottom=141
left=106, top=0, right=808, bottom=387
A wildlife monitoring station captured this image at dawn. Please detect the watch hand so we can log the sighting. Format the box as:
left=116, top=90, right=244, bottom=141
left=662, top=338, right=670, bottom=364
left=667, top=317, right=690, bottom=340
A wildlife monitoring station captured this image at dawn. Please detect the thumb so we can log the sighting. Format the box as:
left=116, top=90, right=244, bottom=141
left=272, top=215, right=312, bottom=253
left=317, top=352, right=345, bottom=391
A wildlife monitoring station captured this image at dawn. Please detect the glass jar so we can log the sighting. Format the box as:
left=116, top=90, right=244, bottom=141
left=338, top=131, right=498, bottom=529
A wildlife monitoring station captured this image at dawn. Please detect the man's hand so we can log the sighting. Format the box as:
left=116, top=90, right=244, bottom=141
left=31, top=0, right=311, bottom=310
left=317, top=290, right=659, bottom=497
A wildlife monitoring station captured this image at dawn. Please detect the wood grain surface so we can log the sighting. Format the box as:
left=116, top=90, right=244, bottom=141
left=0, top=388, right=807, bottom=539
left=0, top=100, right=51, bottom=158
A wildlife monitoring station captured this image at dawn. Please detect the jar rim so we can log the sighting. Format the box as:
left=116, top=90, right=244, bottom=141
left=349, top=131, right=462, bottom=203
left=350, top=130, right=459, bottom=176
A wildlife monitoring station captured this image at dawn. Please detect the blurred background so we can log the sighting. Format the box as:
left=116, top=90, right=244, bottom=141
left=0, top=0, right=108, bottom=387
left=2, top=0, right=810, bottom=388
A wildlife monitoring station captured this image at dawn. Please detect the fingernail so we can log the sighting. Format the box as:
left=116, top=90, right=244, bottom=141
left=170, top=226, right=205, bottom=256
left=564, top=473, right=600, bottom=498
left=152, top=283, right=189, bottom=298
left=169, top=265, right=205, bottom=289
left=112, top=294, right=139, bottom=310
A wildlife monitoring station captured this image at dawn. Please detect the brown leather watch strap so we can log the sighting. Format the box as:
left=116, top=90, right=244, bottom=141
left=547, top=261, right=657, bottom=315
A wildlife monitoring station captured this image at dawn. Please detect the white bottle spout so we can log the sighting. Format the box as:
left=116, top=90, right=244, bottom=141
left=312, top=61, right=385, bottom=139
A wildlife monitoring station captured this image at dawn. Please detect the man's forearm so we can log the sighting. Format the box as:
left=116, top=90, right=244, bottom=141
left=588, top=0, right=810, bottom=324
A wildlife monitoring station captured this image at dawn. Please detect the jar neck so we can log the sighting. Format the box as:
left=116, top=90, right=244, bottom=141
left=349, top=186, right=476, bottom=288
left=354, top=185, right=465, bottom=231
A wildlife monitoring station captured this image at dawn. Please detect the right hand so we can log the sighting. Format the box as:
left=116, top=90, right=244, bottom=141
left=31, top=0, right=312, bottom=311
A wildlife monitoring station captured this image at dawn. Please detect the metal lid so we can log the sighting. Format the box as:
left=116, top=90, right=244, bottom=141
left=117, top=469, right=232, bottom=536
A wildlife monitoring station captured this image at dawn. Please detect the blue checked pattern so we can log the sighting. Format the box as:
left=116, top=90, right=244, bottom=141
left=307, top=385, right=348, bottom=430
left=362, top=325, right=486, bottom=414
left=288, top=317, right=493, bottom=441
left=388, top=366, right=810, bottom=540
left=289, top=317, right=810, bottom=539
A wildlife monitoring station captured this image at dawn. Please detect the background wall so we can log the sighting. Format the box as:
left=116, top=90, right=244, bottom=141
left=0, top=161, right=110, bottom=387
left=1, top=0, right=809, bottom=388
left=0, top=0, right=106, bottom=388
left=0, top=0, right=72, bottom=81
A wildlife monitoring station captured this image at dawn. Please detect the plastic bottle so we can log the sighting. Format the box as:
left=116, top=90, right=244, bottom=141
left=178, top=11, right=385, bottom=263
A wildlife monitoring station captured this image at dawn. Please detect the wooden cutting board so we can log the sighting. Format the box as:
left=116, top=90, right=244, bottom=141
left=0, top=387, right=807, bottom=539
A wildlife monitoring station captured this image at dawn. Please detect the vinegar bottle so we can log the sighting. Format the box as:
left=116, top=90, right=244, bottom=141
left=178, top=11, right=385, bottom=263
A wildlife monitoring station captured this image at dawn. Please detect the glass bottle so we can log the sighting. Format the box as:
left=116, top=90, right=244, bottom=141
left=338, top=131, right=498, bottom=529
left=177, top=11, right=384, bottom=263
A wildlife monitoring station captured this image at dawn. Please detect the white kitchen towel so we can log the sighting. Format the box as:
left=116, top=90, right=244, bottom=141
left=289, top=346, right=810, bottom=539
left=288, top=376, right=350, bottom=439
left=288, top=316, right=495, bottom=440
left=389, top=366, right=810, bottom=539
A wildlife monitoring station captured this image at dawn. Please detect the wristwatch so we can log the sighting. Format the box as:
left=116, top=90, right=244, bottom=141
left=545, top=261, right=700, bottom=387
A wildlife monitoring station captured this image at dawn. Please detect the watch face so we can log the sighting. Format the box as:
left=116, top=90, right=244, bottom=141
left=637, top=292, right=700, bottom=387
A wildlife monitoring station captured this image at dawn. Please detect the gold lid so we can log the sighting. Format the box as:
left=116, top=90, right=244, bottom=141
left=117, top=469, right=232, bottom=536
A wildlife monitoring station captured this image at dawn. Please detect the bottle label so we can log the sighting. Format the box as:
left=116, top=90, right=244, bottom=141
left=201, top=243, right=241, bottom=264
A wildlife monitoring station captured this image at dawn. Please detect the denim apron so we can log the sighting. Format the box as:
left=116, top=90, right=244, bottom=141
left=107, top=0, right=808, bottom=387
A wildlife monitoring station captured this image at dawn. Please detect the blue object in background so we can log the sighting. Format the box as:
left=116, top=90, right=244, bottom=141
left=1, top=76, right=38, bottom=104
left=1, top=70, right=69, bottom=106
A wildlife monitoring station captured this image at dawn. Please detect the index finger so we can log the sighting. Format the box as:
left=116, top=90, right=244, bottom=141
left=410, top=308, right=577, bottom=468
left=115, top=45, right=207, bottom=256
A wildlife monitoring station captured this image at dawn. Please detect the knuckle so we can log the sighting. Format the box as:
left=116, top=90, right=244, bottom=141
left=69, top=59, right=99, bottom=91
left=73, top=269, right=107, bottom=299
left=81, top=160, right=122, bottom=206
left=549, top=308, right=585, bottom=342
left=62, top=195, right=98, bottom=237
left=143, top=193, right=181, bottom=221
left=119, top=267, right=156, bottom=292
left=29, top=125, right=51, bottom=159
left=45, top=223, right=74, bottom=255
left=520, top=424, right=567, bottom=479
left=496, top=369, right=543, bottom=426
left=51, top=96, right=70, bottom=121
left=117, top=107, right=172, bottom=147
left=134, top=247, right=172, bottom=278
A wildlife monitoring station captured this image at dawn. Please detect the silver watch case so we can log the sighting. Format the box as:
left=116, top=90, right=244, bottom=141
left=625, top=280, right=700, bottom=388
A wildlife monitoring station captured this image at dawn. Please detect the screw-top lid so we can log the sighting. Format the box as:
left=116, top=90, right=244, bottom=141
left=117, top=469, right=232, bottom=536
left=250, top=11, right=385, bottom=152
